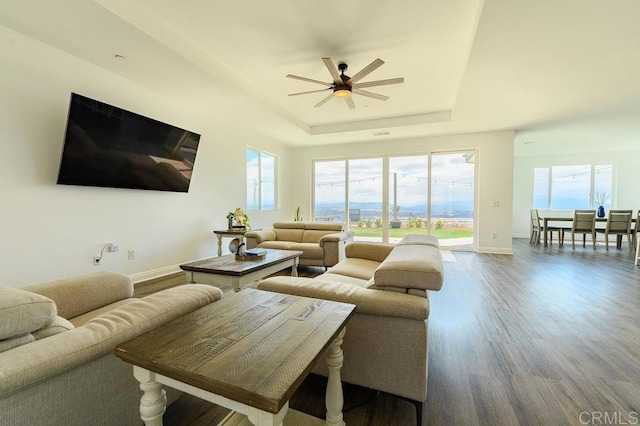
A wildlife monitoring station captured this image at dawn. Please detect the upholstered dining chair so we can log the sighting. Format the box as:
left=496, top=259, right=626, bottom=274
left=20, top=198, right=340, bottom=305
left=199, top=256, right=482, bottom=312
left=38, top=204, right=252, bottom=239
left=530, top=209, right=561, bottom=245
left=560, top=210, right=597, bottom=249
left=596, top=209, right=633, bottom=250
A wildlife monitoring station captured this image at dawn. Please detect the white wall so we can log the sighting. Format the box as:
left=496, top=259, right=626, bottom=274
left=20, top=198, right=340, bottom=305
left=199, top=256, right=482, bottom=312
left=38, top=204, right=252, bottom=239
left=290, top=130, right=515, bottom=254
left=512, top=150, right=640, bottom=238
left=0, top=27, right=292, bottom=287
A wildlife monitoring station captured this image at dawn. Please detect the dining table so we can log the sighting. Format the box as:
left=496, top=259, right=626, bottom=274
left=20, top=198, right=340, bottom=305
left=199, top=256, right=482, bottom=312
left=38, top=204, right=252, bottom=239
left=541, top=216, right=637, bottom=247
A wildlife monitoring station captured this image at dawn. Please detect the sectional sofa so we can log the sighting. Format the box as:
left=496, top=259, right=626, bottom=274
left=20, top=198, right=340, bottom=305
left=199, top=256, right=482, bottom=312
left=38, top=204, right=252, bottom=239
left=257, top=234, right=444, bottom=426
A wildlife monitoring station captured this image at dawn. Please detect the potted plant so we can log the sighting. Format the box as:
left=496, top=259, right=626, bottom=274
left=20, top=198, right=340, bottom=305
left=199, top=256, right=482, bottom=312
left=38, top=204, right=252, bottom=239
left=294, top=207, right=303, bottom=222
left=227, top=207, right=250, bottom=229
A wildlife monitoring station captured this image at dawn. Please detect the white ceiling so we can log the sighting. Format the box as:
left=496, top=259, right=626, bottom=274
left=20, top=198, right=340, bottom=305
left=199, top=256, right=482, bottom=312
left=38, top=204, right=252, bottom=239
left=2, top=0, right=640, bottom=152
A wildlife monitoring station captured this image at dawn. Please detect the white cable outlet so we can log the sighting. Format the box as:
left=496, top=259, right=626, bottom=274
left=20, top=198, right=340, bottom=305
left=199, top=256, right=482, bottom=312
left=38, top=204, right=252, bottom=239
left=128, top=249, right=136, bottom=260
left=93, top=256, right=101, bottom=266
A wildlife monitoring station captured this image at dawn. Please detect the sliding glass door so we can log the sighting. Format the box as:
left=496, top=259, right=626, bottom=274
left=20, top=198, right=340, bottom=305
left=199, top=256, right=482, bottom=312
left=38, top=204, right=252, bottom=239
left=430, top=152, right=475, bottom=248
left=388, top=155, right=429, bottom=243
left=313, top=150, right=476, bottom=249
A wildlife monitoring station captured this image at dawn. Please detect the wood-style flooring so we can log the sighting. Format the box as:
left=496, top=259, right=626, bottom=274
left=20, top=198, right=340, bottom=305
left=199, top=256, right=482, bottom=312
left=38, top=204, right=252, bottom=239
left=135, top=239, right=640, bottom=425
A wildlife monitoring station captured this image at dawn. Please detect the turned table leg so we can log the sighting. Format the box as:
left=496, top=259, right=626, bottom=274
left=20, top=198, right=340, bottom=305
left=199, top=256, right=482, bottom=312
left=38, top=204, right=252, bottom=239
left=133, top=366, right=167, bottom=426
left=217, top=234, right=223, bottom=257
left=325, top=328, right=346, bottom=426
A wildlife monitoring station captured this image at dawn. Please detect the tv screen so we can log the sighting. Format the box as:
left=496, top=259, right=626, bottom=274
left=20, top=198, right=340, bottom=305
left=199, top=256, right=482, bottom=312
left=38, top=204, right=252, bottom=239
left=57, top=93, right=201, bottom=192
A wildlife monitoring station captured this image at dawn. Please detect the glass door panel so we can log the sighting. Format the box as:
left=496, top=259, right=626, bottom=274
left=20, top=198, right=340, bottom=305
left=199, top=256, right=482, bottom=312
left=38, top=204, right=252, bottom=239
left=388, top=155, right=429, bottom=243
left=314, top=161, right=346, bottom=223
left=349, top=158, right=383, bottom=242
left=431, top=152, right=475, bottom=248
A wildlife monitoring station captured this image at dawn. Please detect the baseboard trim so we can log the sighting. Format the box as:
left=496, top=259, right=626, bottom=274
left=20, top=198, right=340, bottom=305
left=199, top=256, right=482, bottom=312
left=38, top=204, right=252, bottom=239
left=129, top=265, right=183, bottom=284
left=477, top=247, right=514, bottom=255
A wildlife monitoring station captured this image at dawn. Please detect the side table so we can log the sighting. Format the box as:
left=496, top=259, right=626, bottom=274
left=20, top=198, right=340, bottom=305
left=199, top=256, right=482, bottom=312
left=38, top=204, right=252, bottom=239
left=213, top=229, right=250, bottom=256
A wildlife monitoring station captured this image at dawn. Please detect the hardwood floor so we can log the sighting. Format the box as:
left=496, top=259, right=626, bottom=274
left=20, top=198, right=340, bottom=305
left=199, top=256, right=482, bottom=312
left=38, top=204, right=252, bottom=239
left=137, top=240, right=640, bottom=425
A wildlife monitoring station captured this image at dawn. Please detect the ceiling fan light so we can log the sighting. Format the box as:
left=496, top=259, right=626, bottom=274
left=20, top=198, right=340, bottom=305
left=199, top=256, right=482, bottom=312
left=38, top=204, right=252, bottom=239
left=334, top=89, right=351, bottom=98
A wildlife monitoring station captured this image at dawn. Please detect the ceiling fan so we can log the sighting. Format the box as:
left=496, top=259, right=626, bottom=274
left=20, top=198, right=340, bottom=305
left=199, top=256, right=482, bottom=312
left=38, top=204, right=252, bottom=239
left=286, top=57, right=404, bottom=110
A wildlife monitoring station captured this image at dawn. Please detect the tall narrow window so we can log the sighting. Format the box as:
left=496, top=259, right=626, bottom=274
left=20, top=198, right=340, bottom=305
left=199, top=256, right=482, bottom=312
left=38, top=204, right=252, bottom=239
left=246, top=149, right=276, bottom=210
left=533, top=167, right=550, bottom=209
left=593, top=165, right=612, bottom=210
left=314, top=161, right=346, bottom=222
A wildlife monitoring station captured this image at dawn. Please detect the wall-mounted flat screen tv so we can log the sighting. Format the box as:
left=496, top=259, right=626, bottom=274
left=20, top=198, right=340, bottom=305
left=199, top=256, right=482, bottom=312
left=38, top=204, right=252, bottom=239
left=57, top=93, right=201, bottom=193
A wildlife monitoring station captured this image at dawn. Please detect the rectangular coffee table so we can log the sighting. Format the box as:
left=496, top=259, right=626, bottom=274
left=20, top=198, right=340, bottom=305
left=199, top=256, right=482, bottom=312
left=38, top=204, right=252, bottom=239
left=115, top=289, right=355, bottom=426
left=180, top=249, right=303, bottom=291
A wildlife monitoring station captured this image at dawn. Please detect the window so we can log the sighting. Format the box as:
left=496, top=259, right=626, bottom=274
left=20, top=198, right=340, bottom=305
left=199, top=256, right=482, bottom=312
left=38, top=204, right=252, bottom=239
left=246, top=149, right=276, bottom=210
left=313, top=161, right=346, bottom=222
left=314, top=150, right=476, bottom=248
left=533, top=165, right=612, bottom=210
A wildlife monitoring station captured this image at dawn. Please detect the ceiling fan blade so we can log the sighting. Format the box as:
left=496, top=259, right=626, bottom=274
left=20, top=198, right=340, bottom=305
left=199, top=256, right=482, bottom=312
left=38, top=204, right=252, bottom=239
left=322, top=57, right=343, bottom=85
left=288, top=88, right=332, bottom=96
left=352, top=88, right=389, bottom=101
left=314, top=93, right=335, bottom=108
left=286, top=74, right=332, bottom=87
left=347, top=58, right=385, bottom=84
left=344, top=96, right=356, bottom=110
left=353, top=77, right=404, bottom=89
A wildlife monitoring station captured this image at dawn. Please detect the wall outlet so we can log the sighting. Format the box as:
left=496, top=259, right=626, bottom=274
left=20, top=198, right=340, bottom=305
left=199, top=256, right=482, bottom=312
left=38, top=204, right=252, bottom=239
left=492, top=201, right=500, bottom=207
left=93, top=256, right=101, bottom=266
left=128, top=249, right=136, bottom=260
left=491, top=232, right=498, bottom=239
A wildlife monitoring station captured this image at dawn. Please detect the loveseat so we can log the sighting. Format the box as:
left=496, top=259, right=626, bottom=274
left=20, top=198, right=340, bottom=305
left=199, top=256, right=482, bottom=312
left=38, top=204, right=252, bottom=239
left=0, top=271, right=223, bottom=426
left=245, top=222, right=354, bottom=268
left=257, top=234, right=444, bottom=426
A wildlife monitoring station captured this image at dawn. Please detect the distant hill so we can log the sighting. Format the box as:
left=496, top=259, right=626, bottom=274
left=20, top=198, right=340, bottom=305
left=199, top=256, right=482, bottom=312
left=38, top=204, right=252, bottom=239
left=315, top=201, right=474, bottom=219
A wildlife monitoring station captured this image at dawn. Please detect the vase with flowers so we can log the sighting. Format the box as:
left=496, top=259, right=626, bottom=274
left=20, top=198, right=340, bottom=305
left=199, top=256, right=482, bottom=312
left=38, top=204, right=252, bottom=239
left=591, top=192, right=610, bottom=218
left=227, top=207, right=250, bottom=229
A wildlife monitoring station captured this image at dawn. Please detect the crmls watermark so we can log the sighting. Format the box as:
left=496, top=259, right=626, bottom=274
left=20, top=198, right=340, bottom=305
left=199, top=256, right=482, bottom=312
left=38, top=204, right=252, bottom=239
left=579, top=411, right=639, bottom=425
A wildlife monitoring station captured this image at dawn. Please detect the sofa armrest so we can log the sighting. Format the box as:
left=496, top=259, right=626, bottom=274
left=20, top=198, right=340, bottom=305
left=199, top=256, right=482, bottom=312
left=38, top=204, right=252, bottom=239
left=319, top=231, right=354, bottom=267
left=345, top=242, right=395, bottom=263
left=258, top=277, right=428, bottom=321
left=0, top=284, right=223, bottom=399
left=24, top=272, right=133, bottom=320
left=244, top=229, right=277, bottom=246
left=375, top=245, right=444, bottom=291
left=319, top=231, right=354, bottom=246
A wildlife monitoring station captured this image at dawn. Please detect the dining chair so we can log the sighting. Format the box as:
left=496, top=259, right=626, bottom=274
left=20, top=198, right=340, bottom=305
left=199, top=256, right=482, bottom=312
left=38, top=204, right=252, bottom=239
left=633, top=210, right=640, bottom=259
left=561, top=210, right=597, bottom=249
left=596, top=209, right=633, bottom=250
left=530, top=209, right=561, bottom=245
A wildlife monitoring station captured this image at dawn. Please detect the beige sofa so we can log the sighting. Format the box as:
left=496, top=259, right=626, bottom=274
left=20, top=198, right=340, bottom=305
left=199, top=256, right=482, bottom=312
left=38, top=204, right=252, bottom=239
left=245, top=222, right=354, bottom=268
left=0, top=271, right=223, bottom=426
left=257, top=234, right=443, bottom=426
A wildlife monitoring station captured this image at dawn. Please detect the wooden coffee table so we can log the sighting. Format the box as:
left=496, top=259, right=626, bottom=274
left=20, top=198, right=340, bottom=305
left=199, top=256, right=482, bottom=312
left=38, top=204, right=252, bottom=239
left=180, top=249, right=303, bottom=291
left=115, top=289, right=355, bottom=426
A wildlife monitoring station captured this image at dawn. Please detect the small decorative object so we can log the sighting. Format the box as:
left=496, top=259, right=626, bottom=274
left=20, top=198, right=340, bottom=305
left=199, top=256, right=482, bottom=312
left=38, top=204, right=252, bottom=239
left=228, top=238, right=241, bottom=254
left=226, top=212, right=234, bottom=230
left=226, top=207, right=250, bottom=229
left=232, top=207, right=250, bottom=229
left=294, top=207, right=303, bottom=222
left=591, top=192, right=610, bottom=218
left=237, top=248, right=267, bottom=261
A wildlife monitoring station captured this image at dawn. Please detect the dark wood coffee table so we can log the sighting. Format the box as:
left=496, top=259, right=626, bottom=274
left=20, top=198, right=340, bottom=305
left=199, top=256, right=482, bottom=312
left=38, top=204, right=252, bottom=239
left=180, top=249, right=303, bottom=291
left=115, top=289, right=355, bottom=426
